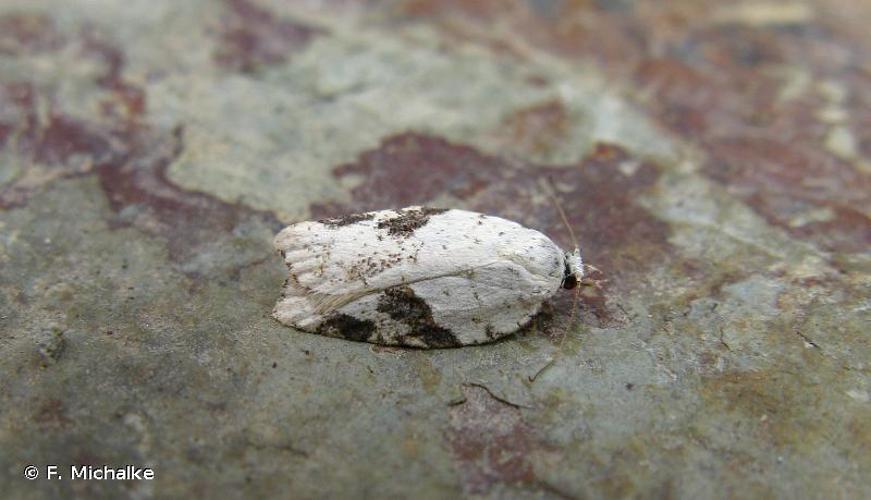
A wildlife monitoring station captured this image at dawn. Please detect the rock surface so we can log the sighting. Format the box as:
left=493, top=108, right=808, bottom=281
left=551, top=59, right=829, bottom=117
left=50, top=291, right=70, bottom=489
left=0, top=0, right=868, bottom=498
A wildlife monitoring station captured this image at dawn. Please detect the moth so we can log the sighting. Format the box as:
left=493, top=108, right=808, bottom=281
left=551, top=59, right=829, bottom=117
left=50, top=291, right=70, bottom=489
left=273, top=206, right=583, bottom=348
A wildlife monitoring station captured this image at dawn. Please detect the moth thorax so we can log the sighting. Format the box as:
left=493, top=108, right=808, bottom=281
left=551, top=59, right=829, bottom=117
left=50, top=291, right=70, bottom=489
left=561, top=248, right=583, bottom=290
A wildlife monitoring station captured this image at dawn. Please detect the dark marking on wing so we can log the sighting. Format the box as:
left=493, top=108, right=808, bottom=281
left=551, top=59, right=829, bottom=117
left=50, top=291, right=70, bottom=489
left=317, top=314, right=375, bottom=342
left=377, top=207, right=449, bottom=237
left=377, top=286, right=461, bottom=348
left=318, top=211, right=375, bottom=227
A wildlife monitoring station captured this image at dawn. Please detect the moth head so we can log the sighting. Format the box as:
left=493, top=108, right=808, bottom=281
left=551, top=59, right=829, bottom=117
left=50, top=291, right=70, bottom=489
left=561, top=248, right=583, bottom=290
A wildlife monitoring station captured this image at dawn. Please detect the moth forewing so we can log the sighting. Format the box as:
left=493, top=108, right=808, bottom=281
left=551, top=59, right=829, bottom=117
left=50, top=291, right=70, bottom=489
left=273, top=206, right=582, bottom=348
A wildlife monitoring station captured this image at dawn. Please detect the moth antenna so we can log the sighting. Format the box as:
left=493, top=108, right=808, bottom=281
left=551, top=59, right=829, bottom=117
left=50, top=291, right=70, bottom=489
left=558, top=284, right=581, bottom=350
left=535, top=177, right=583, bottom=378
left=531, top=280, right=579, bottom=383
left=543, top=177, right=578, bottom=251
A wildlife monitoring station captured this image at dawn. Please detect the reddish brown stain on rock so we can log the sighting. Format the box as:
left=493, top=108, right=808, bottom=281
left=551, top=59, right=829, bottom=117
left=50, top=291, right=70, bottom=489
left=314, top=134, right=670, bottom=302
left=314, top=134, right=501, bottom=209
left=95, top=126, right=281, bottom=267
left=493, top=99, right=571, bottom=157
left=0, top=81, right=113, bottom=167
left=391, top=0, right=871, bottom=255
left=0, top=28, right=148, bottom=208
left=632, top=21, right=871, bottom=253
left=0, top=12, right=64, bottom=55
left=706, top=137, right=871, bottom=253
left=0, top=27, right=278, bottom=268
left=400, top=0, right=506, bottom=20
left=527, top=8, right=644, bottom=69
left=81, top=35, right=147, bottom=121
left=448, top=385, right=549, bottom=495
left=35, top=113, right=114, bottom=166
left=214, top=0, right=323, bottom=73
left=634, top=59, right=720, bottom=139
left=34, top=399, right=73, bottom=429
left=0, top=82, right=120, bottom=208
left=0, top=82, right=36, bottom=149
left=640, top=20, right=870, bottom=254
left=549, top=267, right=614, bottom=327
left=395, top=0, right=644, bottom=68
left=700, top=367, right=828, bottom=451
left=0, top=96, right=271, bottom=266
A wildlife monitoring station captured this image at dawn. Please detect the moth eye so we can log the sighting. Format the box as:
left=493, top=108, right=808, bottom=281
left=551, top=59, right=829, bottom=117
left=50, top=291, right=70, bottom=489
left=562, top=275, right=578, bottom=290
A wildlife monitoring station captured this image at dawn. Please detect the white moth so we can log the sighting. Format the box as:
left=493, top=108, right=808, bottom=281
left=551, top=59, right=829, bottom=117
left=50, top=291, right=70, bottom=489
left=273, top=206, right=583, bottom=348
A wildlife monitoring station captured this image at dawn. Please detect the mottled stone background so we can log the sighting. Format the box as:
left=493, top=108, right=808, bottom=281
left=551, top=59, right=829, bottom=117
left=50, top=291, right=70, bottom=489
left=1, top=0, right=869, bottom=498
